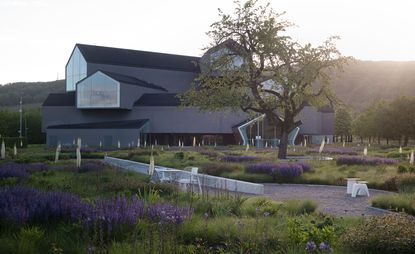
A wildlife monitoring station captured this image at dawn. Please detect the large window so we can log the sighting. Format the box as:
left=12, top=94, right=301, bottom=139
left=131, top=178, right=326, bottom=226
left=77, top=72, right=120, bottom=108
left=66, top=47, right=87, bottom=91
left=210, top=48, right=244, bottom=69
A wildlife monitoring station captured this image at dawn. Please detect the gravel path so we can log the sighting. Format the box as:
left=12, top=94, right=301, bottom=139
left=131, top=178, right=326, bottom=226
left=263, top=184, right=395, bottom=216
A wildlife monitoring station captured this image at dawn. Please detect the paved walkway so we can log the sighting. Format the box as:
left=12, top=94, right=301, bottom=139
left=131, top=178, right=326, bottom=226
left=263, top=184, right=395, bottom=216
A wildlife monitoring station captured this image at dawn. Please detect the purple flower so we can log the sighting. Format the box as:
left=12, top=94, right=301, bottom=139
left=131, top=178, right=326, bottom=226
left=336, top=156, right=397, bottom=166
left=147, top=203, right=191, bottom=224
left=0, top=186, right=90, bottom=224
left=305, top=241, right=317, bottom=252
left=0, top=163, right=48, bottom=179
left=319, top=241, right=331, bottom=251
left=246, top=162, right=310, bottom=178
left=307, top=147, right=358, bottom=155
left=0, top=186, right=192, bottom=233
left=221, top=155, right=259, bottom=162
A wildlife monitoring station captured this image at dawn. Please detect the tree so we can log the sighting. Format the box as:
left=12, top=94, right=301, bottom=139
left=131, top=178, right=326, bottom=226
left=352, top=98, right=414, bottom=145
left=389, top=96, right=415, bottom=146
left=335, top=106, right=353, bottom=142
left=180, top=0, right=350, bottom=158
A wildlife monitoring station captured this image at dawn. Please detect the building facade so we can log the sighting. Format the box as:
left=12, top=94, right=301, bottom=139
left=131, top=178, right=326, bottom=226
left=42, top=44, right=334, bottom=147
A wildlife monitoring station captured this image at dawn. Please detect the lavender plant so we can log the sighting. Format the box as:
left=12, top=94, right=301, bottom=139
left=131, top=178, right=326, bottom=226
left=246, top=162, right=311, bottom=179
left=0, top=163, right=48, bottom=179
left=336, top=156, right=397, bottom=165
left=307, top=147, right=358, bottom=155
left=221, top=155, right=259, bottom=162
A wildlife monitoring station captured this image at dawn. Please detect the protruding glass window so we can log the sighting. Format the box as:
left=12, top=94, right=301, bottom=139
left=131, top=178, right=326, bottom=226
left=210, top=48, right=244, bottom=69
left=261, top=79, right=284, bottom=95
left=66, top=46, right=87, bottom=91
left=77, top=72, right=120, bottom=108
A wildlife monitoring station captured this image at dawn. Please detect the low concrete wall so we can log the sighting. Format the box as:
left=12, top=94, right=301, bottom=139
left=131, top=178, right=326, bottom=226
left=104, top=156, right=264, bottom=195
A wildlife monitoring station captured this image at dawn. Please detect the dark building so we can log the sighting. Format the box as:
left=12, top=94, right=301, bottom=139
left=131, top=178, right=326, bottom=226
left=42, top=44, right=334, bottom=147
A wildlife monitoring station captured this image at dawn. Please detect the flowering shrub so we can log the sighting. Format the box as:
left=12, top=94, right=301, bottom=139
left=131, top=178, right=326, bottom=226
left=288, top=217, right=336, bottom=253
left=336, top=156, right=397, bottom=166
left=307, top=147, right=358, bottom=155
left=0, top=163, right=48, bottom=179
left=0, top=186, right=191, bottom=228
left=342, top=214, right=415, bottom=253
left=147, top=203, right=191, bottom=224
left=0, top=186, right=89, bottom=224
left=221, top=155, right=259, bottom=162
left=246, top=162, right=311, bottom=179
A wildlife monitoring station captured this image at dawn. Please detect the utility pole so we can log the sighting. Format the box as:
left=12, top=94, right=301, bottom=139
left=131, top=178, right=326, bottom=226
left=19, top=96, right=23, bottom=138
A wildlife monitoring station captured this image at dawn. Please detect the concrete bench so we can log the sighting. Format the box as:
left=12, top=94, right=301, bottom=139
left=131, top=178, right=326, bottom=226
left=351, top=181, right=370, bottom=197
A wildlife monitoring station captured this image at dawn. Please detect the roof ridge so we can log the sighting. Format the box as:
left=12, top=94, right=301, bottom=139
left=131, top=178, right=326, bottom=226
left=75, top=43, right=201, bottom=59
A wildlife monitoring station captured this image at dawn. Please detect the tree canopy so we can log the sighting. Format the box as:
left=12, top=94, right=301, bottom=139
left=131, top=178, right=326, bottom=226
left=352, top=97, right=415, bottom=145
left=180, top=0, right=350, bottom=158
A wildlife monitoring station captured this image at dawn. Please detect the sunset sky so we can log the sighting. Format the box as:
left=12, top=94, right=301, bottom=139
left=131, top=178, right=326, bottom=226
left=1, top=0, right=414, bottom=84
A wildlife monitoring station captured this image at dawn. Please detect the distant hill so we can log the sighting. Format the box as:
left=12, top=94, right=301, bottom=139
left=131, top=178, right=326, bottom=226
left=0, top=80, right=65, bottom=107
left=332, top=60, right=415, bottom=111
left=1, top=60, right=415, bottom=111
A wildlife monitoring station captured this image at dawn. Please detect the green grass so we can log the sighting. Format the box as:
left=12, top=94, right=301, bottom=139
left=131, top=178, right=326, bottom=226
left=4, top=144, right=410, bottom=191
left=372, top=193, right=415, bottom=215
left=1, top=143, right=414, bottom=253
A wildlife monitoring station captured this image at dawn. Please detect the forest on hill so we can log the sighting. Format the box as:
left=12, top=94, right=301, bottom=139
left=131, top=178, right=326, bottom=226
left=0, top=60, right=415, bottom=111
left=332, top=60, right=415, bottom=111
left=0, top=80, right=65, bottom=107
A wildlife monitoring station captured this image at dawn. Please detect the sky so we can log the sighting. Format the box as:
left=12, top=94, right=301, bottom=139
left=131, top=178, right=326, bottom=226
left=1, top=0, right=415, bottom=84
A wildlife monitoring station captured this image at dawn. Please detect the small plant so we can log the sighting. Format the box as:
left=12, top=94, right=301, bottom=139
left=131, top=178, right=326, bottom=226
left=16, top=226, right=45, bottom=254
left=284, top=199, right=317, bottom=215
left=397, top=165, right=408, bottom=174
left=395, top=173, right=415, bottom=192
left=174, top=152, right=185, bottom=160
left=288, top=216, right=336, bottom=252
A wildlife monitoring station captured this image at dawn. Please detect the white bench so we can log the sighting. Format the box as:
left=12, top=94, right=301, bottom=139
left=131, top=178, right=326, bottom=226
left=177, top=167, right=202, bottom=194
left=351, top=181, right=370, bottom=197
left=346, top=178, right=360, bottom=194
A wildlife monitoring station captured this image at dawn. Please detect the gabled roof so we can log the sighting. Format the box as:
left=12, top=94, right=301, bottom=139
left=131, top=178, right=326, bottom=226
left=134, top=93, right=181, bottom=106
left=75, top=44, right=201, bottom=73
left=42, top=92, right=75, bottom=106
left=47, top=119, right=148, bottom=129
left=78, top=70, right=167, bottom=92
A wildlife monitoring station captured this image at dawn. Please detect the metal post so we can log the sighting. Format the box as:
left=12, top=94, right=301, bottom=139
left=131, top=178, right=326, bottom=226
left=19, top=96, right=23, bottom=138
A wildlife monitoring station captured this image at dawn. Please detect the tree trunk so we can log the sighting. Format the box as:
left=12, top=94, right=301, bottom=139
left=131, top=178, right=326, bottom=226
left=377, top=136, right=380, bottom=144
left=386, top=138, right=389, bottom=145
left=278, top=130, right=288, bottom=159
